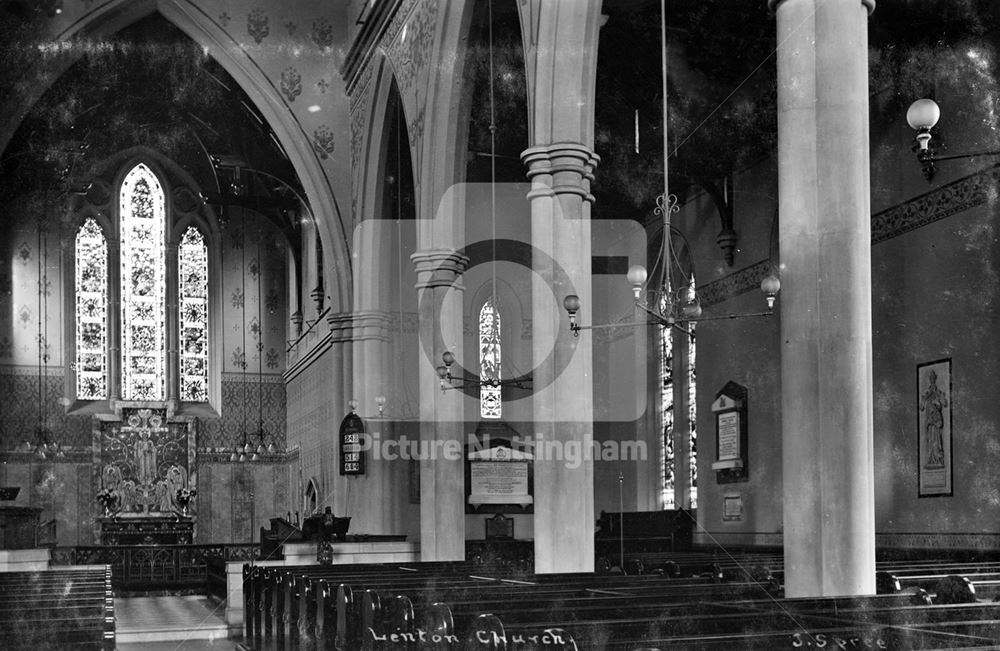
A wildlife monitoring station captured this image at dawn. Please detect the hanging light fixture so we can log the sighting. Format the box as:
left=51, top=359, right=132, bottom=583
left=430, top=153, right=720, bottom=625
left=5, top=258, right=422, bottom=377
left=434, top=0, right=531, bottom=396
left=27, top=218, right=63, bottom=459
left=564, top=0, right=779, bottom=336
left=253, top=233, right=268, bottom=461
left=906, top=98, right=1000, bottom=182
left=435, top=350, right=530, bottom=392
left=233, top=217, right=250, bottom=463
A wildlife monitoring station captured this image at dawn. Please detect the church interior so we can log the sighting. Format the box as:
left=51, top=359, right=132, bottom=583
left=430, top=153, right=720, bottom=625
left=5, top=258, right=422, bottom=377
left=2, top=0, right=1000, bottom=648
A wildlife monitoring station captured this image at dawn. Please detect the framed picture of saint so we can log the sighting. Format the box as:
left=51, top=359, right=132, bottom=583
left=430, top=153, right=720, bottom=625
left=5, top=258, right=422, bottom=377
left=917, top=358, right=952, bottom=497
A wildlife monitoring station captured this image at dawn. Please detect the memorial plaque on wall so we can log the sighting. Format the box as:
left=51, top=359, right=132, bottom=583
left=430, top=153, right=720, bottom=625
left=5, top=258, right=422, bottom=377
left=466, top=442, right=533, bottom=511
left=711, top=381, right=748, bottom=483
left=339, top=412, right=365, bottom=475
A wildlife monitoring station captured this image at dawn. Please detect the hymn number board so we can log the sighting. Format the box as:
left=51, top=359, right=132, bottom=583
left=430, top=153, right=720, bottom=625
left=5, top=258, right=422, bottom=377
left=339, top=412, right=366, bottom=476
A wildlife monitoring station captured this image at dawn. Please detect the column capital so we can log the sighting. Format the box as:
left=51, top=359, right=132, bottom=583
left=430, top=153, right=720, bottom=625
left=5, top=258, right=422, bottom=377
left=325, top=311, right=354, bottom=343
left=350, top=310, right=394, bottom=342
left=410, top=249, right=470, bottom=290
left=768, top=0, right=874, bottom=14
left=521, top=142, right=600, bottom=202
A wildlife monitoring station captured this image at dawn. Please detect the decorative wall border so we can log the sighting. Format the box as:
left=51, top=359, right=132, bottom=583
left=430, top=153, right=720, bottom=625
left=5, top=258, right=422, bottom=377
left=694, top=531, right=1000, bottom=551
left=871, top=163, right=1000, bottom=244
left=698, top=164, right=1000, bottom=305
left=698, top=259, right=772, bottom=308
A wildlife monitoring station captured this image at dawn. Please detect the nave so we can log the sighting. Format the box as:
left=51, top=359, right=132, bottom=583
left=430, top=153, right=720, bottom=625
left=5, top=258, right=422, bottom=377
left=3, top=0, right=1000, bottom=648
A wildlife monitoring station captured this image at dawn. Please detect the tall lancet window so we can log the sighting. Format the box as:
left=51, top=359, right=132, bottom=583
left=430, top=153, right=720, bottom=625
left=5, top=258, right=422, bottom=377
left=120, top=163, right=166, bottom=400
left=479, top=297, right=502, bottom=419
left=179, top=226, right=209, bottom=401
left=687, top=279, right=698, bottom=509
left=75, top=217, right=108, bottom=399
left=659, top=292, right=675, bottom=509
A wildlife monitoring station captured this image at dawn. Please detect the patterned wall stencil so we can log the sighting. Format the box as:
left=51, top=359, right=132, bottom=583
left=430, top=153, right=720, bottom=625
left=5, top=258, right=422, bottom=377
left=76, top=464, right=92, bottom=544
left=199, top=464, right=213, bottom=542
left=231, top=463, right=254, bottom=542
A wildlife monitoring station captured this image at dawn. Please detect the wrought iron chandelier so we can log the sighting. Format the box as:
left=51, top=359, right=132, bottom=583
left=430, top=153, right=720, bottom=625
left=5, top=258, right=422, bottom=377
left=564, top=0, right=780, bottom=336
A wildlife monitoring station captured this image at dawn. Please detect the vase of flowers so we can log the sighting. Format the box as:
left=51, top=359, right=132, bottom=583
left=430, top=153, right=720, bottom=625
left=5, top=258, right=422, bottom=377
left=176, top=487, right=197, bottom=516
left=96, top=488, right=118, bottom=517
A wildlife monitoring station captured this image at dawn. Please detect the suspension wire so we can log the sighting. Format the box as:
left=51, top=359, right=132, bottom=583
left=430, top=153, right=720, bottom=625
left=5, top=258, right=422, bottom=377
left=240, top=221, right=248, bottom=454
left=488, top=0, right=498, bottom=308
left=36, top=214, right=43, bottom=447
left=660, top=0, right=671, bottom=298
left=257, top=235, right=264, bottom=451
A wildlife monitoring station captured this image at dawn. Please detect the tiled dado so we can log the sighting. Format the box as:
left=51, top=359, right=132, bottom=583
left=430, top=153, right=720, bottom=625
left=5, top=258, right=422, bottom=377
left=695, top=531, right=1000, bottom=550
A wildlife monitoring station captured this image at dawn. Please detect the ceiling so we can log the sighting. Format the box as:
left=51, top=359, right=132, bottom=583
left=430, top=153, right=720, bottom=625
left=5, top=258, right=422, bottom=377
left=1, top=1, right=999, bottom=233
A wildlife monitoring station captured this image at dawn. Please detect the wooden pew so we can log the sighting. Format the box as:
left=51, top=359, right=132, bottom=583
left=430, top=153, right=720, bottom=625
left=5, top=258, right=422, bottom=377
left=0, top=566, right=115, bottom=651
left=243, top=557, right=1000, bottom=651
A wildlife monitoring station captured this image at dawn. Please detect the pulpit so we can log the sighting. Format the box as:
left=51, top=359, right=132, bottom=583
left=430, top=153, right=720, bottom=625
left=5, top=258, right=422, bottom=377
left=99, top=516, right=193, bottom=545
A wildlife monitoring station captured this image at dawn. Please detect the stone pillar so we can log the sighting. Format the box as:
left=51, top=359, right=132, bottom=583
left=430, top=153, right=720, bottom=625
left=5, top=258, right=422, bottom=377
left=518, top=0, right=603, bottom=575
left=770, top=0, right=876, bottom=597
left=326, top=312, right=354, bottom=517
left=412, top=249, right=468, bottom=561
left=349, top=310, right=395, bottom=534
left=523, top=143, right=598, bottom=574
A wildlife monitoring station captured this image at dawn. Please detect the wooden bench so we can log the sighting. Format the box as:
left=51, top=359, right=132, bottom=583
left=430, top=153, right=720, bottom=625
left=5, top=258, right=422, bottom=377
left=240, top=557, right=1000, bottom=650
left=0, top=566, right=115, bottom=651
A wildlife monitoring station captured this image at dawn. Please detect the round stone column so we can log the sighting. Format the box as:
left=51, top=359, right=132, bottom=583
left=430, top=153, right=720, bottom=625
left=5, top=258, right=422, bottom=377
left=770, top=0, right=876, bottom=597
left=523, top=142, right=599, bottom=574
left=412, top=248, right=469, bottom=561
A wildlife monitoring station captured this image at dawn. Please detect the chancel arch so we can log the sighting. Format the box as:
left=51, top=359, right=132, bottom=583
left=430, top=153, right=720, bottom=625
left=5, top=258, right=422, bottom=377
left=0, top=0, right=352, bottom=318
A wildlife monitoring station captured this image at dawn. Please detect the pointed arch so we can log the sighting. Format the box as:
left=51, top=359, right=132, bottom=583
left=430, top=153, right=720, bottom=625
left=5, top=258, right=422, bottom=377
left=0, top=0, right=351, bottom=313
left=355, top=58, right=414, bottom=312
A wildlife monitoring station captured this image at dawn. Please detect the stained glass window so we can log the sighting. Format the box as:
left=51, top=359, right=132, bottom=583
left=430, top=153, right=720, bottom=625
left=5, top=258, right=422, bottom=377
left=75, top=218, right=108, bottom=399
left=687, top=285, right=698, bottom=509
left=179, top=226, right=209, bottom=402
left=659, top=292, right=674, bottom=509
left=479, top=297, right=501, bottom=419
left=120, top=164, right=166, bottom=400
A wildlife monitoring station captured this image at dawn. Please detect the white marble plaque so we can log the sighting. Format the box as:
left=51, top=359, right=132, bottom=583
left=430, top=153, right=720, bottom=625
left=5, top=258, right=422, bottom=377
left=717, top=411, right=740, bottom=460
left=468, top=461, right=532, bottom=506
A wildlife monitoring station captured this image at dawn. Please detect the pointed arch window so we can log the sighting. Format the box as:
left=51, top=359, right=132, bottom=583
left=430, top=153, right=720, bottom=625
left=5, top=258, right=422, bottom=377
left=687, top=291, right=698, bottom=509
left=479, top=297, right=502, bottom=419
left=659, top=293, right=675, bottom=509
left=75, top=218, right=108, bottom=399
left=659, top=276, right=698, bottom=510
left=179, top=226, right=209, bottom=401
left=73, top=161, right=212, bottom=405
left=120, top=164, right=167, bottom=400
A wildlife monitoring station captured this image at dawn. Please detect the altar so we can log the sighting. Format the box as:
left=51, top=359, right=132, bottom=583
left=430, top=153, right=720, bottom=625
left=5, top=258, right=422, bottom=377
left=98, top=515, right=194, bottom=545
left=95, top=407, right=198, bottom=543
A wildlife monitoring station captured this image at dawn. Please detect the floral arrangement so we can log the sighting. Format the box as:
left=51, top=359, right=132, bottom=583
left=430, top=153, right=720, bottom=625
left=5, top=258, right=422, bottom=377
left=96, top=488, right=118, bottom=511
left=175, top=487, right=197, bottom=506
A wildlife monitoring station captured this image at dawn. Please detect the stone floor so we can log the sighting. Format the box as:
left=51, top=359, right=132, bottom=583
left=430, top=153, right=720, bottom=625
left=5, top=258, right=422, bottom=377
left=114, top=595, right=234, bottom=648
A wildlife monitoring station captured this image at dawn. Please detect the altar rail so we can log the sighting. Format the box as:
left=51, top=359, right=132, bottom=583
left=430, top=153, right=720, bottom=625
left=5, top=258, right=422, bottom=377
left=49, top=544, right=260, bottom=591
